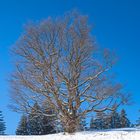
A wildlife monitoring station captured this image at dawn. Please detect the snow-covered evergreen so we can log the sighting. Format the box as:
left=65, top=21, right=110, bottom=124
left=79, top=115, right=87, bottom=131
left=0, top=110, right=6, bottom=135
left=16, top=103, right=56, bottom=135
left=110, top=110, right=121, bottom=128
left=90, top=109, right=130, bottom=130
left=120, top=109, right=130, bottom=128
left=16, top=115, right=29, bottom=135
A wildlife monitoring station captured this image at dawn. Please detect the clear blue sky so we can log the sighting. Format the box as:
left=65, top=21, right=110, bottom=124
left=0, top=0, right=140, bottom=135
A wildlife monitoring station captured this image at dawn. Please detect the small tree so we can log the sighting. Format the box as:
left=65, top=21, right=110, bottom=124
left=78, top=108, right=87, bottom=131
left=79, top=115, right=87, bottom=131
left=120, top=109, right=130, bottom=128
left=0, top=111, right=6, bottom=135
left=10, top=11, right=129, bottom=133
left=136, top=110, right=140, bottom=127
left=16, top=115, right=29, bottom=135
left=110, top=110, right=121, bottom=128
left=90, top=117, right=98, bottom=130
left=103, top=113, right=111, bottom=129
left=136, top=119, right=140, bottom=127
left=40, top=115, right=56, bottom=134
left=28, top=103, right=56, bottom=135
left=40, top=107, right=56, bottom=134
left=96, top=112, right=108, bottom=130
left=28, top=103, right=43, bottom=135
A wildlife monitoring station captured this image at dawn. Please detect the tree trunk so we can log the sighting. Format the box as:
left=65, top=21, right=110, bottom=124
left=62, top=116, right=79, bottom=133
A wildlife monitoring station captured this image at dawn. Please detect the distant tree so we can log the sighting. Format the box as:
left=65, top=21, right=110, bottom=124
left=90, top=112, right=106, bottom=130
left=79, top=115, right=87, bottom=131
left=103, top=113, right=112, bottom=129
left=136, top=110, right=140, bottom=127
left=96, top=112, right=107, bottom=130
left=16, top=115, right=29, bottom=135
left=52, top=113, right=63, bottom=133
left=90, top=110, right=121, bottom=130
left=136, top=118, right=140, bottom=127
left=90, top=117, right=98, bottom=130
left=130, top=123, right=135, bottom=128
left=0, top=111, right=6, bottom=135
left=78, top=109, right=87, bottom=131
left=110, top=110, right=121, bottom=128
left=120, top=109, right=130, bottom=128
left=54, top=116, right=64, bottom=133
left=90, top=112, right=109, bottom=130
left=90, top=110, right=130, bottom=130
left=90, top=117, right=94, bottom=129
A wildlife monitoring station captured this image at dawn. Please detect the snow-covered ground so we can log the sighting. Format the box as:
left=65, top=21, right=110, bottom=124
left=1, top=128, right=140, bottom=140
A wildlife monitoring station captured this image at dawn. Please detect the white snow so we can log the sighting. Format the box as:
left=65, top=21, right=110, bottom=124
left=1, top=128, right=140, bottom=140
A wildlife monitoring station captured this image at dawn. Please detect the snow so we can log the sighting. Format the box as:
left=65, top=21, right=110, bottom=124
left=1, top=128, right=140, bottom=140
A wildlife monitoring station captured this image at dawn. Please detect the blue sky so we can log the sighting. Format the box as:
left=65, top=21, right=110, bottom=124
left=0, top=0, right=140, bottom=134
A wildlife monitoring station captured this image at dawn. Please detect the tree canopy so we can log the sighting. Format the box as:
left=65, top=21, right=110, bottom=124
left=10, top=11, right=129, bottom=133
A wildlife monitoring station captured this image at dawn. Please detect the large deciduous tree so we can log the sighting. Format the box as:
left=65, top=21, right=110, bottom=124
left=10, top=11, right=128, bottom=133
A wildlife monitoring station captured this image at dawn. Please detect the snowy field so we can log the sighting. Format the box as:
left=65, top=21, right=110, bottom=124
left=1, top=128, right=140, bottom=140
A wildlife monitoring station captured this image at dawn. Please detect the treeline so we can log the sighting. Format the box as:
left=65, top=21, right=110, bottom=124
left=16, top=103, right=87, bottom=135
left=90, top=109, right=130, bottom=130
left=16, top=106, right=135, bottom=135
left=0, top=107, right=139, bottom=135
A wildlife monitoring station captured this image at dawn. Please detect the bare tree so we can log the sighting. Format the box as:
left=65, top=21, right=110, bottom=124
left=9, top=11, right=129, bottom=133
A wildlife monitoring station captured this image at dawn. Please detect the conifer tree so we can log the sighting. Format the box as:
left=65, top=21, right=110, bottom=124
left=40, top=115, right=56, bottom=134
left=53, top=117, right=63, bottom=133
left=120, top=109, right=130, bottom=128
left=40, top=108, right=56, bottom=134
left=90, top=110, right=131, bottom=130
left=79, top=115, right=87, bottom=131
left=16, top=115, right=29, bottom=135
left=136, top=110, right=140, bottom=127
left=42, top=104, right=59, bottom=133
left=0, top=111, right=6, bottom=135
left=90, top=112, right=107, bottom=130
left=103, top=113, right=112, bottom=129
left=16, top=104, right=56, bottom=135
left=96, top=112, right=106, bottom=130
left=136, top=117, right=140, bottom=127
left=28, top=103, right=44, bottom=135
left=29, top=103, right=56, bottom=135
left=137, top=120, right=140, bottom=127
left=78, top=109, right=87, bottom=131
left=90, top=117, right=94, bottom=129
left=90, top=117, right=98, bottom=130
left=110, top=110, right=121, bottom=128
